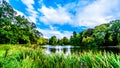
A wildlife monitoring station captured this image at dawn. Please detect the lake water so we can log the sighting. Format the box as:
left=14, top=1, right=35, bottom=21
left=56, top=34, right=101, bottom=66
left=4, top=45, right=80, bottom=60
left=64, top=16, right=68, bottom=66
left=42, top=45, right=120, bottom=55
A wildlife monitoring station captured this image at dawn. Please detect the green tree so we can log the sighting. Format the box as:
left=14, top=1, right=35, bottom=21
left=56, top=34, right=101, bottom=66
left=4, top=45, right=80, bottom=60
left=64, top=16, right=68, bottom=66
left=82, top=36, right=96, bottom=47
left=57, top=39, right=63, bottom=45
left=0, top=1, right=42, bottom=44
left=62, top=37, right=69, bottom=45
left=70, top=31, right=77, bottom=46
left=70, top=31, right=81, bottom=46
left=93, top=24, right=109, bottom=46
left=110, top=20, right=120, bottom=46
left=73, top=31, right=77, bottom=37
left=49, top=36, right=58, bottom=45
left=37, top=37, right=48, bottom=45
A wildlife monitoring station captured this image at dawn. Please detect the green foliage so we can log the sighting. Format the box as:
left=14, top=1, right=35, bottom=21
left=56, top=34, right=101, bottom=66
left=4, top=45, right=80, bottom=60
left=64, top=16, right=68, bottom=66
left=0, top=1, right=42, bottom=44
left=70, top=20, right=120, bottom=46
left=70, top=32, right=81, bottom=46
left=82, top=36, right=96, bottom=46
left=48, top=36, right=70, bottom=45
left=37, top=37, right=48, bottom=45
left=62, top=37, right=69, bottom=45
left=49, top=36, right=58, bottom=45
left=0, top=45, right=120, bottom=68
left=57, top=39, right=63, bottom=45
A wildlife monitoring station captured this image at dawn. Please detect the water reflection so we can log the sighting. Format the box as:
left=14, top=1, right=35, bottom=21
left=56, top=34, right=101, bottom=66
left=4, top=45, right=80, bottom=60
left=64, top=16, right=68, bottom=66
left=42, top=45, right=73, bottom=55
left=46, top=46, right=51, bottom=54
left=65, top=46, right=71, bottom=55
left=42, top=45, right=120, bottom=55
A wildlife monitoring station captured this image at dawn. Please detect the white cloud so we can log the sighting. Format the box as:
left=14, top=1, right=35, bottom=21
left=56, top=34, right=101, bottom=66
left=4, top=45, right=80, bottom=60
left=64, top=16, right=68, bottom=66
left=39, top=0, right=120, bottom=27
left=38, top=28, right=72, bottom=39
left=26, top=8, right=38, bottom=23
left=14, top=9, right=37, bottom=23
left=38, top=5, right=72, bottom=25
left=13, top=9, right=38, bottom=24
left=49, top=25, right=58, bottom=30
left=21, top=0, right=38, bottom=23
left=14, top=9, right=24, bottom=16
left=75, top=0, right=120, bottom=27
left=21, top=0, right=34, bottom=9
left=38, top=0, right=43, bottom=4
left=5, top=0, right=9, bottom=3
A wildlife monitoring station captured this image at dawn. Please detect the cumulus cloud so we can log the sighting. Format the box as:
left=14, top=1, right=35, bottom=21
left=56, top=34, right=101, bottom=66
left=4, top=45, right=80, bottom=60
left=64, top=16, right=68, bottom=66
left=38, top=5, right=72, bottom=25
left=38, top=28, right=72, bottom=39
left=39, top=0, right=120, bottom=27
left=14, top=9, right=25, bottom=16
left=75, top=0, right=120, bottom=27
left=21, top=0, right=38, bottom=23
left=21, top=0, right=34, bottom=9
left=26, top=8, right=38, bottom=23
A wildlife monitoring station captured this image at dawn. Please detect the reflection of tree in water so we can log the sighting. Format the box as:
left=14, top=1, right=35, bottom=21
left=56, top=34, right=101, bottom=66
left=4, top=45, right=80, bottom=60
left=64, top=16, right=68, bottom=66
left=65, top=46, right=71, bottom=55
left=45, top=46, right=72, bottom=55
left=44, top=45, right=120, bottom=55
left=103, top=47, right=120, bottom=54
left=46, top=47, right=51, bottom=54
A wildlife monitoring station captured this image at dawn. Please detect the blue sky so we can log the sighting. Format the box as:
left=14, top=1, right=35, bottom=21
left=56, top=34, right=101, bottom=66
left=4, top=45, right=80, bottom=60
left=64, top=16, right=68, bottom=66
left=6, top=0, right=120, bottom=39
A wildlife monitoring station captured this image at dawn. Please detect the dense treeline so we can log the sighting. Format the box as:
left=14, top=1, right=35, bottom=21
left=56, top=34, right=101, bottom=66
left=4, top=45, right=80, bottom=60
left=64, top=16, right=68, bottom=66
left=48, top=36, right=70, bottom=45
left=47, top=20, right=120, bottom=46
left=0, top=0, right=42, bottom=44
left=70, top=20, right=120, bottom=46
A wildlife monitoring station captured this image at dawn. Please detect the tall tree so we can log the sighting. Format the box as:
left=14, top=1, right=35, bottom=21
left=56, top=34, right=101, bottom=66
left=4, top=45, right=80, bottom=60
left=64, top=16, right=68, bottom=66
left=0, top=0, right=42, bottom=44
left=62, top=37, right=69, bottom=45
left=49, top=36, right=58, bottom=45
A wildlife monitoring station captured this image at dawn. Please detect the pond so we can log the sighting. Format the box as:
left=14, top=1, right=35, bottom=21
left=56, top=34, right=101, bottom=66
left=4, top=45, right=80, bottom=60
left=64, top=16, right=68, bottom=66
left=42, top=45, right=74, bottom=55
left=42, top=45, right=120, bottom=55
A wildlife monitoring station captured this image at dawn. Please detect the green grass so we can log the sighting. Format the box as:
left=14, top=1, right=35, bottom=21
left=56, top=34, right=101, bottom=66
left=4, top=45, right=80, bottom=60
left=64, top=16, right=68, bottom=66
left=0, top=44, right=120, bottom=68
left=0, top=50, right=5, bottom=57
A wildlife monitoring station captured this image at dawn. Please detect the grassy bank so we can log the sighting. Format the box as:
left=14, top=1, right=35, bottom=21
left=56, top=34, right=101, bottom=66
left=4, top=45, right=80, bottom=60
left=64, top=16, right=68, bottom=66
left=0, top=45, right=120, bottom=68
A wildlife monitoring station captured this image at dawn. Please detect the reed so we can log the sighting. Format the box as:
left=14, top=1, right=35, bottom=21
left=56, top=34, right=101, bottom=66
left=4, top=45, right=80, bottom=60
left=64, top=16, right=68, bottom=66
left=0, top=44, right=120, bottom=68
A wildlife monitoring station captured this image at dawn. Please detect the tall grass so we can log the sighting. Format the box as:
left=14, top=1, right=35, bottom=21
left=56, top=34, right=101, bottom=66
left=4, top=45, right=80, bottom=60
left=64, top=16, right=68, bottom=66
left=0, top=44, right=120, bottom=68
